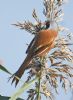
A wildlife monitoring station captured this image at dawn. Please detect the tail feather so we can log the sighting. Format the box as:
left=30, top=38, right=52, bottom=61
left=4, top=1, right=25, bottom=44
left=11, top=54, right=32, bottom=86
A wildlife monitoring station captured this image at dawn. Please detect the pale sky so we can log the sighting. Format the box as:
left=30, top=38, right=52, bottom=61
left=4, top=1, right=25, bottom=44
left=0, top=0, right=73, bottom=100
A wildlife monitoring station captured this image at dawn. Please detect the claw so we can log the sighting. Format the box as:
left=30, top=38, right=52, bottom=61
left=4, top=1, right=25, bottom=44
left=8, top=72, right=20, bottom=87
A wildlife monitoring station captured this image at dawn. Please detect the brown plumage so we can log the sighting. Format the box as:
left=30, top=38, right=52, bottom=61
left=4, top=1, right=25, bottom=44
left=11, top=29, right=58, bottom=86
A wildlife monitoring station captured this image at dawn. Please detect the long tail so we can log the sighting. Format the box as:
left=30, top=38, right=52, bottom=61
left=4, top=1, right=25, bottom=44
left=11, top=54, right=32, bottom=86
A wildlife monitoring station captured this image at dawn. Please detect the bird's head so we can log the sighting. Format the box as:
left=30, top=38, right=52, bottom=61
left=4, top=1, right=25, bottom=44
left=35, top=20, right=58, bottom=32
left=44, top=20, right=58, bottom=32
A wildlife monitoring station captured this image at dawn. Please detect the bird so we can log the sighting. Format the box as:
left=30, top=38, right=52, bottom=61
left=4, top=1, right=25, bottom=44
left=10, top=20, right=58, bottom=86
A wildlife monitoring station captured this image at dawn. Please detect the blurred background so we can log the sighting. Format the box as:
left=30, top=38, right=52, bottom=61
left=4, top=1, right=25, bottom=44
left=0, top=0, right=73, bottom=99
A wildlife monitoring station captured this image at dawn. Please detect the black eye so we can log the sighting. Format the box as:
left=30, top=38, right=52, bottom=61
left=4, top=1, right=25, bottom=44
left=46, top=21, right=50, bottom=29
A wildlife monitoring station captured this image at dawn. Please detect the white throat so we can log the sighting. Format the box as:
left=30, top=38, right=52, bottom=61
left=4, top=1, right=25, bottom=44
left=50, top=21, right=58, bottom=31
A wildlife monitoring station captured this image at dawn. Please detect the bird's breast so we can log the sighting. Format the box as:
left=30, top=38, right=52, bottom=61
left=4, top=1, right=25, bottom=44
left=37, top=29, right=58, bottom=45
